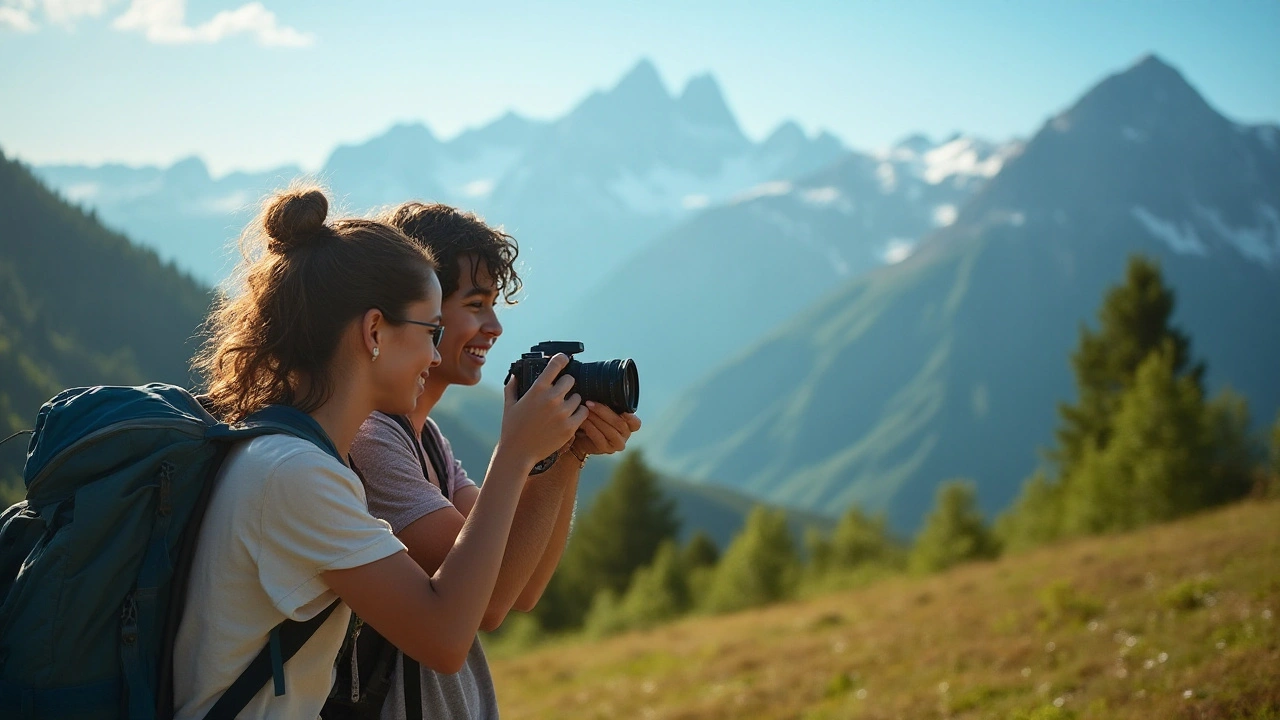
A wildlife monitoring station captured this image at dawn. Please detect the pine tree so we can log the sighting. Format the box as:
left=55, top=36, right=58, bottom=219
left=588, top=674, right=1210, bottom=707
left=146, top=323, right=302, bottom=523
left=1201, top=388, right=1258, bottom=505
left=613, top=541, right=690, bottom=632
left=681, top=531, right=720, bottom=570
left=1050, top=256, right=1201, bottom=480
left=1060, top=344, right=1213, bottom=534
left=702, top=506, right=798, bottom=614
left=829, top=506, right=895, bottom=570
left=535, top=450, right=679, bottom=630
left=995, top=470, right=1063, bottom=552
left=909, top=480, right=998, bottom=574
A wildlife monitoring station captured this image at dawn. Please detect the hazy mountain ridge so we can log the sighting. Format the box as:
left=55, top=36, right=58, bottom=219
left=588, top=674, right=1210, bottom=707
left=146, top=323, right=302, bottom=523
left=644, top=55, right=1280, bottom=530
left=566, top=133, right=1019, bottom=415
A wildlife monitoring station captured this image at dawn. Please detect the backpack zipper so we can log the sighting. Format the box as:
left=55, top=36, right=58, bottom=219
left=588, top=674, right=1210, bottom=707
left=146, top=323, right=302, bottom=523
left=26, top=420, right=206, bottom=497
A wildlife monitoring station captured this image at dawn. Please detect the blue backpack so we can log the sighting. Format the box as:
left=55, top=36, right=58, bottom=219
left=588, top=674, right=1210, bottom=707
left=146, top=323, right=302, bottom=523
left=0, top=384, right=346, bottom=719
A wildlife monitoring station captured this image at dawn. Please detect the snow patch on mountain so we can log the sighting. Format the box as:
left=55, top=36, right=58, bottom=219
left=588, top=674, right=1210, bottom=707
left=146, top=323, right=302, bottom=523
left=202, top=191, right=254, bottom=215
left=62, top=182, right=100, bottom=203
left=921, top=138, right=1009, bottom=184
left=881, top=239, right=916, bottom=264
left=1131, top=206, right=1208, bottom=255
left=731, top=180, right=793, bottom=205
left=876, top=163, right=898, bottom=193
left=611, top=153, right=811, bottom=215
left=1195, top=203, right=1280, bottom=265
left=802, top=186, right=840, bottom=205
left=435, top=147, right=524, bottom=200
left=1122, top=126, right=1148, bottom=143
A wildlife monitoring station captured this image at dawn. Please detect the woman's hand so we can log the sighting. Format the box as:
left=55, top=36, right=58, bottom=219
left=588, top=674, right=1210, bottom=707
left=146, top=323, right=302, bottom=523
left=498, top=354, right=589, bottom=467
left=570, top=401, right=641, bottom=458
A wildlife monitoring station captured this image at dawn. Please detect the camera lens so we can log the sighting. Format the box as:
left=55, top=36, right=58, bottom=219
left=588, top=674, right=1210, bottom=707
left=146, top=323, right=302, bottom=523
left=571, top=358, right=639, bottom=414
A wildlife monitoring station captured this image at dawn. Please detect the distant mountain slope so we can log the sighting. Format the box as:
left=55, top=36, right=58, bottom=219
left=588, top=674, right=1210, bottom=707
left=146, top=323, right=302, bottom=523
left=0, top=149, right=213, bottom=489
left=565, top=133, right=1019, bottom=415
left=646, top=55, right=1280, bottom=531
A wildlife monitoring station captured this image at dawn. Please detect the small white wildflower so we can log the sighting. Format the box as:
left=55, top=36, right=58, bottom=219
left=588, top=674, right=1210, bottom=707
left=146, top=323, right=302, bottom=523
left=856, top=688, right=867, bottom=700
left=1216, top=640, right=1226, bottom=650
left=1184, top=689, right=1194, bottom=699
left=1158, top=652, right=1168, bottom=663
left=1021, top=667, right=1032, bottom=678
left=1144, top=659, right=1156, bottom=670
left=1088, top=621, right=1099, bottom=632
left=1126, top=636, right=1138, bottom=648
left=1054, top=697, right=1065, bottom=708
left=938, top=681, right=949, bottom=694
left=1046, top=641, right=1057, bottom=653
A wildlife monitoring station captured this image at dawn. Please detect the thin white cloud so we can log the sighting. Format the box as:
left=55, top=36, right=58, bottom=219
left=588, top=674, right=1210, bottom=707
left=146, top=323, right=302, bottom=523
left=0, top=1, right=37, bottom=32
left=1, top=0, right=114, bottom=30
left=44, top=0, right=112, bottom=24
left=112, top=0, right=313, bottom=47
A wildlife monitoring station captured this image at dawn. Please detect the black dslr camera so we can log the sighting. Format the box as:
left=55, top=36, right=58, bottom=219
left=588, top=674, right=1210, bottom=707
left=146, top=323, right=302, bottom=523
left=508, top=341, right=639, bottom=414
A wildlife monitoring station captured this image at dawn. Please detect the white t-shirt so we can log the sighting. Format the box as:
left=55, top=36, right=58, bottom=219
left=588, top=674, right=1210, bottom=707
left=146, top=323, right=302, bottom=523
left=174, top=434, right=407, bottom=720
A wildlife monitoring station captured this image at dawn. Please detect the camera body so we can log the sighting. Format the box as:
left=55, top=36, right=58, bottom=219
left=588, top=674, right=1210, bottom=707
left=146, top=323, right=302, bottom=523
left=508, top=341, right=639, bottom=414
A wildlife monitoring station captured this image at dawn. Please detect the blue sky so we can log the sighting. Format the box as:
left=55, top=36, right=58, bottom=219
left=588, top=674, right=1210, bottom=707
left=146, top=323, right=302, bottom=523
left=2, top=0, right=1277, bottom=175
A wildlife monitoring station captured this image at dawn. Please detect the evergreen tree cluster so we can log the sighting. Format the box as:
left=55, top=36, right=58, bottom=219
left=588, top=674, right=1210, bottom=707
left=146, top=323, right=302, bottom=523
left=997, top=256, right=1262, bottom=550
left=518, top=451, right=1002, bottom=642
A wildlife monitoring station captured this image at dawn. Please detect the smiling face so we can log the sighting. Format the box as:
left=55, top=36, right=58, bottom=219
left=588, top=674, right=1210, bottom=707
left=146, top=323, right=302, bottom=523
left=426, top=253, right=503, bottom=392
left=370, top=271, right=444, bottom=416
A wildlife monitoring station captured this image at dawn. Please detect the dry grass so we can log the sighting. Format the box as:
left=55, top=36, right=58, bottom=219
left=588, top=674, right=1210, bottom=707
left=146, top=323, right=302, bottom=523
left=491, top=499, right=1280, bottom=719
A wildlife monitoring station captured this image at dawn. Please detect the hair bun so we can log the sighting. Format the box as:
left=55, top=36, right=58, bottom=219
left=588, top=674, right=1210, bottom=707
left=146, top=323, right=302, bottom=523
left=264, top=187, right=329, bottom=253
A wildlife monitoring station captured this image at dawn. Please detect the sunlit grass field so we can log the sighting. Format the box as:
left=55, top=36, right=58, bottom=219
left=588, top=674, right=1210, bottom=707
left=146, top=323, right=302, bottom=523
left=491, top=499, right=1280, bottom=719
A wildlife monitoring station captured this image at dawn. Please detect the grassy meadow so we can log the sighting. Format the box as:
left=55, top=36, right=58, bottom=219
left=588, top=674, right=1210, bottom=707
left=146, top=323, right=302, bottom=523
left=490, top=498, right=1280, bottom=719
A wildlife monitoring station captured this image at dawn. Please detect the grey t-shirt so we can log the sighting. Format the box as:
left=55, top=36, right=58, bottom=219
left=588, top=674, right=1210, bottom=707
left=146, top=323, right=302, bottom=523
left=350, top=412, right=499, bottom=720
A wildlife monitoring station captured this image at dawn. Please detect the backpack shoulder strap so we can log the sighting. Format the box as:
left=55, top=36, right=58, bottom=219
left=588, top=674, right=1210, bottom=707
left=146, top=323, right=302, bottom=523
left=416, top=419, right=452, bottom=502
left=202, top=600, right=341, bottom=720
left=387, top=414, right=449, bottom=501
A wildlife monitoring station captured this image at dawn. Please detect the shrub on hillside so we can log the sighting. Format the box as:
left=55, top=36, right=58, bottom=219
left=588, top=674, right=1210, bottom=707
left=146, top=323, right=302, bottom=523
left=909, top=480, right=998, bottom=574
left=702, top=506, right=798, bottom=614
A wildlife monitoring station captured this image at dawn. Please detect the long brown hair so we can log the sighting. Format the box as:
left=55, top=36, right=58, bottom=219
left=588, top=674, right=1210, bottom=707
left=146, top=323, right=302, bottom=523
left=195, top=185, right=436, bottom=421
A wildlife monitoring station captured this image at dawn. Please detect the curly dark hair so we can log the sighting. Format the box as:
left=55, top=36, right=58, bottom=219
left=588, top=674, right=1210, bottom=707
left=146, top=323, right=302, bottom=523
left=381, top=202, right=521, bottom=304
left=194, top=185, right=436, bottom=421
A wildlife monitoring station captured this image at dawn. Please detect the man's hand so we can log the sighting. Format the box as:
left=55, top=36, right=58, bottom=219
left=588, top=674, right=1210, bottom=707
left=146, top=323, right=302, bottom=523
left=570, top=401, right=641, bottom=457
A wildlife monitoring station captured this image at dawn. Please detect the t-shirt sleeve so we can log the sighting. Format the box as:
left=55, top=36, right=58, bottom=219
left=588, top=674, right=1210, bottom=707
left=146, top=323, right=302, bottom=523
left=426, top=417, right=477, bottom=495
left=352, top=413, right=454, bottom=534
left=254, top=446, right=406, bottom=618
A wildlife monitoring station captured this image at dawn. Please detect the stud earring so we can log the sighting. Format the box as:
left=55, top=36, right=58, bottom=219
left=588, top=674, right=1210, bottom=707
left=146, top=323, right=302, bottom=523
left=372, top=347, right=380, bottom=361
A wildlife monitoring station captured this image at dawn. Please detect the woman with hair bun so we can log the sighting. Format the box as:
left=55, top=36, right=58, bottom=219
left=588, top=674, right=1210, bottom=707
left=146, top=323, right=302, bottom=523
left=174, top=186, right=588, bottom=719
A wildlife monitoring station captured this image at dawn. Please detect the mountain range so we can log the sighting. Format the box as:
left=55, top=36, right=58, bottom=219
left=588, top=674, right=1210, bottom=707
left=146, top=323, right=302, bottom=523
left=2, top=151, right=828, bottom=546
left=22, top=54, right=1277, bottom=533
left=644, top=55, right=1280, bottom=530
